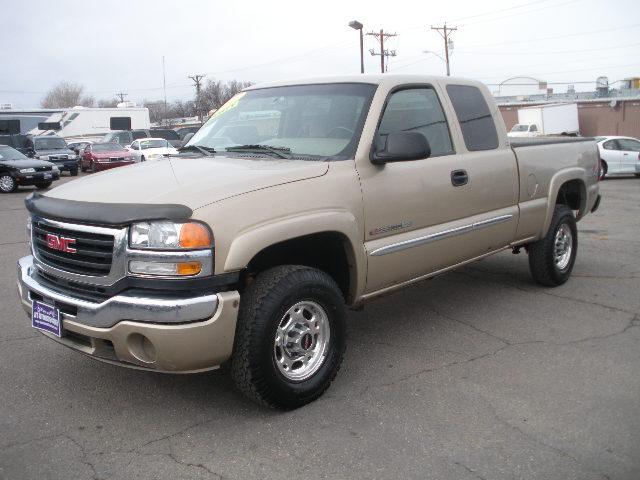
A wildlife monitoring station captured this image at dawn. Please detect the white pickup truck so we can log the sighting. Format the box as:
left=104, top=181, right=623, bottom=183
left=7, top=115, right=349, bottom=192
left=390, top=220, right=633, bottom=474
left=17, top=74, right=601, bottom=408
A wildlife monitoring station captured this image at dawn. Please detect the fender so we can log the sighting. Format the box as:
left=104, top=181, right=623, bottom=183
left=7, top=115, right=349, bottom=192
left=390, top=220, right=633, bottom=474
left=224, top=209, right=367, bottom=302
left=542, top=167, right=587, bottom=237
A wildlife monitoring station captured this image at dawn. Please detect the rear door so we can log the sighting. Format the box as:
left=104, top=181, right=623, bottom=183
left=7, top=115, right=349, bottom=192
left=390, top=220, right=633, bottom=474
left=616, top=138, right=640, bottom=173
left=360, top=83, right=519, bottom=293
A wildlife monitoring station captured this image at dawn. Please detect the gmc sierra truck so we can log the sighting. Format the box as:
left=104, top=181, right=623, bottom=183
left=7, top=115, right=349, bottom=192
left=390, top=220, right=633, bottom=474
left=17, top=75, right=601, bottom=409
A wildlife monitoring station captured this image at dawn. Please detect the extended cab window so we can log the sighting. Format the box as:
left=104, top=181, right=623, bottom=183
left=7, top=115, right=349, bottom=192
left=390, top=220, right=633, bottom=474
left=617, top=139, right=640, bottom=152
left=378, top=87, right=453, bottom=157
left=446, top=85, right=498, bottom=151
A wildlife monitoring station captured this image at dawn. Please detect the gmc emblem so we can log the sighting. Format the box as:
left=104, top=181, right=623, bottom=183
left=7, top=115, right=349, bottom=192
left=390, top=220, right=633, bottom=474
left=46, top=234, right=77, bottom=254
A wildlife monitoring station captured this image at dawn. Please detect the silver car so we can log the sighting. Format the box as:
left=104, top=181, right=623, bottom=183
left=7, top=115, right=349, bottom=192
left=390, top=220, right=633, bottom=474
left=595, top=136, right=640, bottom=179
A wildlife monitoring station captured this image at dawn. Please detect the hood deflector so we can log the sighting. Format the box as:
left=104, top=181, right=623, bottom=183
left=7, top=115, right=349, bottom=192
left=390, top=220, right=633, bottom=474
left=25, top=193, right=192, bottom=226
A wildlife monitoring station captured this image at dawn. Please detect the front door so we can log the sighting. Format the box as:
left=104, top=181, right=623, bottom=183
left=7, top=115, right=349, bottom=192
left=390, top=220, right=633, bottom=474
left=359, top=83, right=519, bottom=294
left=616, top=138, right=640, bottom=173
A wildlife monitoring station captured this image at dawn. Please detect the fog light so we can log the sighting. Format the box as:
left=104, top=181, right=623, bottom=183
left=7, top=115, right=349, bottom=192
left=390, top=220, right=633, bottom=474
left=129, top=260, right=201, bottom=276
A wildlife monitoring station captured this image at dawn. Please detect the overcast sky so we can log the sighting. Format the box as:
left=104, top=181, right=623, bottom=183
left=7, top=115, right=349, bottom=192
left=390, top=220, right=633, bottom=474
left=2, top=0, right=639, bottom=108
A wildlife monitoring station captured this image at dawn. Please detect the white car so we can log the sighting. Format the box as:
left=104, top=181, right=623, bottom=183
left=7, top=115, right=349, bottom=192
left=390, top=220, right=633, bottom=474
left=127, top=138, right=178, bottom=162
left=595, top=136, right=640, bottom=179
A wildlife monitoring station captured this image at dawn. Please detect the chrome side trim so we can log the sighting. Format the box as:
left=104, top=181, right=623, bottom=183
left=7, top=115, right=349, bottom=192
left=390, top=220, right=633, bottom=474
left=369, top=214, right=513, bottom=256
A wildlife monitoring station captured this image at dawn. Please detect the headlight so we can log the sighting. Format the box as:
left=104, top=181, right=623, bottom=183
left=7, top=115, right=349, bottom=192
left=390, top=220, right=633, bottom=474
left=37, top=156, right=49, bottom=160
left=129, top=221, right=212, bottom=250
left=20, top=168, right=35, bottom=173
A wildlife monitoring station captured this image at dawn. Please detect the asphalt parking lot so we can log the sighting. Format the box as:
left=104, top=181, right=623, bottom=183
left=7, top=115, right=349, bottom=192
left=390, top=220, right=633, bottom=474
left=1, top=173, right=638, bottom=480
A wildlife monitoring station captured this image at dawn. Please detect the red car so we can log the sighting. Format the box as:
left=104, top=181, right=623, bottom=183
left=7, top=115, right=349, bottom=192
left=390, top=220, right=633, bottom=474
left=81, top=143, right=136, bottom=173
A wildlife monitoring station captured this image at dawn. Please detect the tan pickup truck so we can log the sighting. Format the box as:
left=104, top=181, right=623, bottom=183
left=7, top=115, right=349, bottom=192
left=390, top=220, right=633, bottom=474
left=17, top=75, right=601, bottom=408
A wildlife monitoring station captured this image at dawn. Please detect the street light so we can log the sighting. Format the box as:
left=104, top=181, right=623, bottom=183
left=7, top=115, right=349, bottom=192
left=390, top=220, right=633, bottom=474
left=349, top=20, right=364, bottom=74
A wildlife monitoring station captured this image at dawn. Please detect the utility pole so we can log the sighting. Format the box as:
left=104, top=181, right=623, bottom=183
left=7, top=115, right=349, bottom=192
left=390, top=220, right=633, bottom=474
left=431, top=23, right=457, bottom=76
left=188, top=74, right=206, bottom=121
left=115, top=92, right=127, bottom=103
left=366, top=29, right=397, bottom=73
left=162, top=56, right=168, bottom=126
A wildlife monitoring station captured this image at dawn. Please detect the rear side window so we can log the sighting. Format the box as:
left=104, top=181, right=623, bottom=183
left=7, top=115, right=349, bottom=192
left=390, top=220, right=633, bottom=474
left=602, top=140, right=618, bottom=150
left=378, top=87, right=453, bottom=157
left=446, top=85, right=498, bottom=151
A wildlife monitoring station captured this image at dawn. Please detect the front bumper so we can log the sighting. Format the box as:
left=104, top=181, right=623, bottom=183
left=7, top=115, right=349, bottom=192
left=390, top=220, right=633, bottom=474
left=94, top=161, right=135, bottom=172
left=16, top=172, right=60, bottom=186
left=17, top=255, right=240, bottom=372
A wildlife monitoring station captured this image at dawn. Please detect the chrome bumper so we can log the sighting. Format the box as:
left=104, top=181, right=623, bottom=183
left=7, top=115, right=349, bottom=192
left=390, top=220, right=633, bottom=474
left=17, top=255, right=240, bottom=372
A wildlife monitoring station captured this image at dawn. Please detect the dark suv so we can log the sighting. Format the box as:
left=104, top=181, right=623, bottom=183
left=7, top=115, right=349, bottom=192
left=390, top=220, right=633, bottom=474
left=24, top=135, right=79, bottom=176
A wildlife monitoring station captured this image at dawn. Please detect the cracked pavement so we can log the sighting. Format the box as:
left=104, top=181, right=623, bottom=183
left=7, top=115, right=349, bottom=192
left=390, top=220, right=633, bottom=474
left=1, top=175, right=639, bottom=480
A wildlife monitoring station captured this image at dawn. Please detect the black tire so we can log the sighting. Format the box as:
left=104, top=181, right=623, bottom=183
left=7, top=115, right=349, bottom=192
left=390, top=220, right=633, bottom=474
left=635, top=173, right=640, bottom=178
left=599, top=160, right=608, bottom=180
left=35, top=181, right=52, bottom=190
left=231, top=265, right=346, bottom=409
left=528, top=205, right=578, bottom=287
left=0, top=174, right=18, bottom=193
left=90, top=161, right=96, bottom=173
left=70, top=168, right=78, bottom=176
left=141, top=155, right=146, bottom=162
left=80, top=164, right=87, bottom=172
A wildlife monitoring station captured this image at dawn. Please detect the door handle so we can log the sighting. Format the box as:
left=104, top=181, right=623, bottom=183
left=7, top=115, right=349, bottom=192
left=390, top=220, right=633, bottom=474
left=451, top=169, right=469, bottom=187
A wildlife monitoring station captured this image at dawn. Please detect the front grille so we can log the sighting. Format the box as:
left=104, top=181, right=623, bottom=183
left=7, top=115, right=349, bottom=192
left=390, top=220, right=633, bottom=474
left=48, top=155, right=68, bottom=160
left=35, top=269, right=110, bottom=303
left=32, top=220, right=115, bottom=276
left=109, top=157, right=125, bottom=162
left=35, top=165, right=52, bottom=172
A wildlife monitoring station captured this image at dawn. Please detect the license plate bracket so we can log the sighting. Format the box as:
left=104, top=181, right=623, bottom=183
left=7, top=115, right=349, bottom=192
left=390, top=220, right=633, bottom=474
left=31, top=299, right=62, bottom=337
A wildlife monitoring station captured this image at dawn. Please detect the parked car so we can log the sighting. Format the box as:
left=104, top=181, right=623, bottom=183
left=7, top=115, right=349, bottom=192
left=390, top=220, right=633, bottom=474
left=595, top=136, right=640, bottom=178
left=23, top=135, right=79, bottom=176
left=174, top=126, right=200, bottom=140
left=128, top=138, right=178, bottom=161
left=81, top=142, right=136, bottom=173
left=0, top=133, right=29, bottom=154
left=67, top=141, right=93, bottom=157
left=150, top=128, right=183, bottom=147
left=100, top=129, right=150, bottom=146
left=0, top=145, right=59, bottom=193
left=17, top=75, right=600, bottom=409
left=182, top=132, right=195, bottom=144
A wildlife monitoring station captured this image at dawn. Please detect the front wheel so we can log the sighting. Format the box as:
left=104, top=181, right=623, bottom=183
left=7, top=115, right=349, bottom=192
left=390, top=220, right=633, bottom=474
left=231, top=265, right=346, bottom=409
left=0, top=174, right=17, bottom=193
left=140, top=155, right=145, bottom=162
left=528, top=205, right=578, bottom=287
left=90, top=161, right=97, bottom=173
left=70, top=168, right=78, bottom=176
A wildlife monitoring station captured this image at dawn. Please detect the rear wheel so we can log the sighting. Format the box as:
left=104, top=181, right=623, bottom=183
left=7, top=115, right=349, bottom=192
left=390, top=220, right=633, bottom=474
left=0, top=174, right=17, bottom=193
left=599, top=160, right=608, bottom=180
left=528, top=205, right=578, bottom=287
left=231, top=265, right=346, bottom=409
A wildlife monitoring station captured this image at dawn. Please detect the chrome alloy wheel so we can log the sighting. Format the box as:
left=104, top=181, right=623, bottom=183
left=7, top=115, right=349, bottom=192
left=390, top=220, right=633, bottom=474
left=554, top=223, right=573, bottom=271
left=0, top=175, right=15, bottom=192
left=274, top=300, right=331, bottom=382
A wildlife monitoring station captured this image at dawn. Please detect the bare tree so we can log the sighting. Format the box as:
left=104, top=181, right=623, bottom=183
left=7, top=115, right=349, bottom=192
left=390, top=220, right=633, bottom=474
left=97, top=98, right=119, bottom=108
left=142, top=100, right=166, bottom=124
left=198, top=79, right=252, bottom=114
left=41, top=81, right=95, bottom=108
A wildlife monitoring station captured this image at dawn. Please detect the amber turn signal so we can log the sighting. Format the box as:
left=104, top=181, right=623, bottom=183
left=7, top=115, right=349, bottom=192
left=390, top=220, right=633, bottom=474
left=179, top=223, right=212, bottom=249
left=176, top=261, right=202, bottom=276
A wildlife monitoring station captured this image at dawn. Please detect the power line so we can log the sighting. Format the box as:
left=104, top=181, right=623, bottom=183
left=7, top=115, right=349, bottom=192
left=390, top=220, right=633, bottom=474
left=447, top=0, right=555, bottom=23
left=460, top=0, right=580, bottom=26
left=455, top=41, right=640, bottom=56
left=461, top=23, right=640, bottom=49
left=366, top=30, right=398, bottom=73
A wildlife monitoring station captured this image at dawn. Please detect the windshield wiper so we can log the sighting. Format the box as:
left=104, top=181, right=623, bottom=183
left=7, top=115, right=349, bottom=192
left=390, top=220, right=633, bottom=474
left=177, top=144, right=216, bottom=156
left=225, top=144, right=291, bottom=159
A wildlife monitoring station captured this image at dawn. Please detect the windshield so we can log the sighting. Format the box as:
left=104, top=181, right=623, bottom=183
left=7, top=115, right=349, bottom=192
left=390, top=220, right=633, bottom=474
left=140, top=139, right=168, bottom=149
left=0, top=145, right=27, bottom=160
left=187, top=83, right=377, bottom=159
left=511, top=124, right=529, bottom=132
left=92, top=143, right=126, bottom=152
left=34, top=137, right=68, bottom=150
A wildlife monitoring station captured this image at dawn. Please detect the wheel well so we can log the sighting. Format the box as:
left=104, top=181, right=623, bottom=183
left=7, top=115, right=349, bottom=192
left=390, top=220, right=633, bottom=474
left=556, top=179, right=584, bottom=211
left=245, top=232, right=355, bottom=302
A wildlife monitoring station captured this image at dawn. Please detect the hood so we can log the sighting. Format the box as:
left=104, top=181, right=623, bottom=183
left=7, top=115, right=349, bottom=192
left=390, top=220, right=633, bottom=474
left=0, top=159, right=54, bottom=169
left=36, top=149, right=75, bottom=156
left=45, top=155, right=329, bottom=209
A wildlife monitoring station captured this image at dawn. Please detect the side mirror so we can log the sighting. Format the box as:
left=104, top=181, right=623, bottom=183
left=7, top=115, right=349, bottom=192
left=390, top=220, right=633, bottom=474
left=371, top=131, right=430, bottom=165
